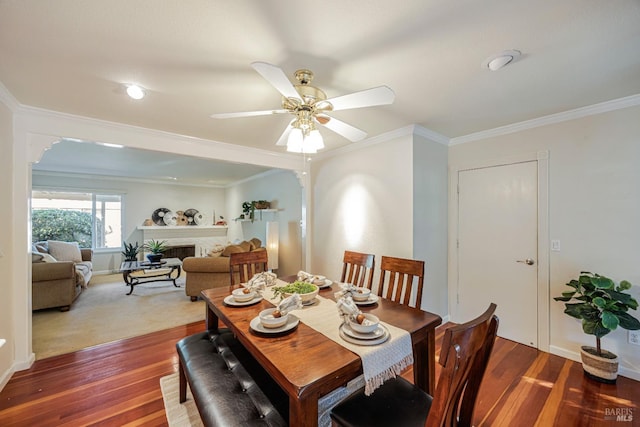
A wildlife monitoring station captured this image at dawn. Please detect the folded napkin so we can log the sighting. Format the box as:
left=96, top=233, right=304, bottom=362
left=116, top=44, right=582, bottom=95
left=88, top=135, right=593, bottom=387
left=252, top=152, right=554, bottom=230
left=246, top=271, right=278, bottom=292
left=334, top=282, right=357, bottom=299
left=335, top=294, right=360, bottom=323
left=277, top=293, right=303, bottom=315
left=297, top=270, right=327, bottom=286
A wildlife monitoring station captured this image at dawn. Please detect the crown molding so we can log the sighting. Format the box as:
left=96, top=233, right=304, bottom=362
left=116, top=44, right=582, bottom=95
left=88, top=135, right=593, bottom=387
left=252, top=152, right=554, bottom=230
left=450, top=93, right=640, bottom=145
left=413, top=125, right=450, bottom=145
left=0, top=81, right=19, bottom=111
left=14, top=103, right=303, bottom=171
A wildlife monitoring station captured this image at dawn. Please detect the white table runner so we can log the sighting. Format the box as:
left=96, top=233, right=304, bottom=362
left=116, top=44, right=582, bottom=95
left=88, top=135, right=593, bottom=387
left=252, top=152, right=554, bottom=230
left=264, top=283, right=413, bottom=396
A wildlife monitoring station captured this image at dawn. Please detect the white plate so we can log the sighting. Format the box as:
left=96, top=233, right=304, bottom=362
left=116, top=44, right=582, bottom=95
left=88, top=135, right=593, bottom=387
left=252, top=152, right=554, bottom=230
left=317, top=279, right=333, bottom=289
left=339, top=324, right=390, bottom=346
left=302, top=297, right=319, bottom=306
left=354, top=294, right=379, bottom=306
left=250, top=314, right=299, bottom=334
left=163, top=210, right=177, bottom=226
left=342, top=323, right=388, bottom=340
left=223, top=294, right=263, bottom=307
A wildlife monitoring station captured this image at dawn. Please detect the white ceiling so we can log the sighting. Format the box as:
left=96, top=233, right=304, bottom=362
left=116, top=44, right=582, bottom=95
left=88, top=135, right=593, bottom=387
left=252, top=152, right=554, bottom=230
left=2, top=0, right=640, bottom=183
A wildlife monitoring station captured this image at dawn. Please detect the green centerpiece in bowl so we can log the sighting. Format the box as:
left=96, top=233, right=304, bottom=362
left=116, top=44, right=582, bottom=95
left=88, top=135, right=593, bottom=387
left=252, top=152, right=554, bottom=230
left=272, top=281, right=319, bottom=304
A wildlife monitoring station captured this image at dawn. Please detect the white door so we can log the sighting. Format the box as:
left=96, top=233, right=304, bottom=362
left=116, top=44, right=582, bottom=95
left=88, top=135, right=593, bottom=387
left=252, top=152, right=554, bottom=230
left=457, top=161, right=538, bottom=347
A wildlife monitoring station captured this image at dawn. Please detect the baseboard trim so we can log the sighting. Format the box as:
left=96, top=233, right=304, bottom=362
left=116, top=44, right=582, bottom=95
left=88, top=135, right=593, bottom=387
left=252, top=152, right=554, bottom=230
left=0, top=352, right=35, bottom=392
left=549, top=345, right=640, bottom=382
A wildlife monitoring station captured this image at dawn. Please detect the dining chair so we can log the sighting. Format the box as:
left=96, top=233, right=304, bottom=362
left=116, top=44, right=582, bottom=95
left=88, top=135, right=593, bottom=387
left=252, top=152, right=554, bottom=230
left=377, top=255, right=425, bottom=308
left=340, top=250, right=375, bottom=289
left=229, top=250, right=268, bottom=288
left=330, top=303, right=499, bottom=427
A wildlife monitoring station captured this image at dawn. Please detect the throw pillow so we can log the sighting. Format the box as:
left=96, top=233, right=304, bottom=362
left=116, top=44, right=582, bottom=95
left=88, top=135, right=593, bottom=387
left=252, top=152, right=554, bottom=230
left=47, top=240, right=82, bottom=262
left=221, top=244, right=244, bottom=257
left=207, top=244, right=225, bottom=258
left=32, top=252, right=44, bottom=263
left=40, top=253, right=58, bottom=263
left=249, top=238, right=262, bottom=250
left=237, top=240, right=252, bottom=252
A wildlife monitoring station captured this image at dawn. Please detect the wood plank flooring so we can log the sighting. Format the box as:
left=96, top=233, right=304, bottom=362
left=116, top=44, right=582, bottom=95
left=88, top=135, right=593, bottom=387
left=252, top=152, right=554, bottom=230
left=1, top=322, right=638, bottom=426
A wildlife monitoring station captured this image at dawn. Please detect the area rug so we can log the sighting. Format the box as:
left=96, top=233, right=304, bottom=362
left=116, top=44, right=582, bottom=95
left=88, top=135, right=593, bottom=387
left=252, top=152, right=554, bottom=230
left=160, top=373, right=204, bottom=427
left=32, top=273, right=205, bottom=359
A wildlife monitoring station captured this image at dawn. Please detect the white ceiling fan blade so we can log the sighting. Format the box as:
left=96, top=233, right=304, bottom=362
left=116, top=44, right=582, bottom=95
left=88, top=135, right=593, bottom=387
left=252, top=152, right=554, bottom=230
left=325, top=86, right=395, bottom=111
left=251, top=61, right=301, bottom=100
left=317, top=116, right=368, bottom=142
left=210, top=109, right=288, bottom=119
left=275, top=123, right=293, bottom=146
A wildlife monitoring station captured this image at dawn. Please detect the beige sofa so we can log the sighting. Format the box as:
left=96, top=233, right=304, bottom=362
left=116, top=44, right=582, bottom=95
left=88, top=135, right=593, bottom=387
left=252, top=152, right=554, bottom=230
left=182, top=238, right=264, bottom=301
left=32, top=241, right=93, bottom=311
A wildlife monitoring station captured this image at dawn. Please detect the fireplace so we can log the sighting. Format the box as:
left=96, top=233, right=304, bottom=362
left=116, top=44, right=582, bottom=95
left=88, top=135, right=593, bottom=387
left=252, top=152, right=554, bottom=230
left=164, top=245, right=196, bottom=260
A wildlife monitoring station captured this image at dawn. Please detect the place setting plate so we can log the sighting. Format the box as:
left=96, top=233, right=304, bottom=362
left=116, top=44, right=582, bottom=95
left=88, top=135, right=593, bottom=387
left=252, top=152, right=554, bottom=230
left=354, top=294, right=380, bottom=306
left=250, top=314, right=300, bottom=335
left=223, top=294, right=263, bottom=307
left=339, top=323, right=390, bottom=346
left=316, top=279, right=333, bottom=289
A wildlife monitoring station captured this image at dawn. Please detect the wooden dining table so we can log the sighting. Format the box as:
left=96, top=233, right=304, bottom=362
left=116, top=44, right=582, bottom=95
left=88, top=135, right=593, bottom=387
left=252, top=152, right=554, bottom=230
left=201, top=279, right=442, bottom=427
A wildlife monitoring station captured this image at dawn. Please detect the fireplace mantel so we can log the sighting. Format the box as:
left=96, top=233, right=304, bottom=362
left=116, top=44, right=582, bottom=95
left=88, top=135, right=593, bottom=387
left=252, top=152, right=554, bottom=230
left=137, top=225, right=229, bottom=257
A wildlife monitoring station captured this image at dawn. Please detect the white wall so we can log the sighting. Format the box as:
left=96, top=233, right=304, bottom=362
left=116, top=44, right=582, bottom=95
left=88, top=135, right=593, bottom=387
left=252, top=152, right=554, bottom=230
left=310, top=135, right=415, bottom=288
left=449, top=105, right=640, bottom=379
left=225, top=169, right=303, bottom=277
left=0, top=98, right=15, bottom=389
left=413, top=135, right=448, bottom=315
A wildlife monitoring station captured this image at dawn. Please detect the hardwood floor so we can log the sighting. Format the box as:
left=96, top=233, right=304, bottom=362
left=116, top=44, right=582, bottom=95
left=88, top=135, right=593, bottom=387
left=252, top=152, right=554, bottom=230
left=1, top=322, right=638, bottom=426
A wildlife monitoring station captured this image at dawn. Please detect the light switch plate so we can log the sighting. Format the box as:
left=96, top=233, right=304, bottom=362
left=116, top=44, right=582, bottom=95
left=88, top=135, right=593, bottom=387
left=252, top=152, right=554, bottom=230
left=551, top=240, right=561, bottom=251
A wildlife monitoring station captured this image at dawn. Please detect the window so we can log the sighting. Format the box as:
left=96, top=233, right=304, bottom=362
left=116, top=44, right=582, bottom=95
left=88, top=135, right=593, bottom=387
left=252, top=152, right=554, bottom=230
left=32, top=189, right=123, bottom=249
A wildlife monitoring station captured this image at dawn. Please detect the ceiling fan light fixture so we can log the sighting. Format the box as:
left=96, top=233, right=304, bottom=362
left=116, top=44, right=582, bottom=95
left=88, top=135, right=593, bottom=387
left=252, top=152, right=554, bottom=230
left=126, top=84, right=145, bottom=100
left=307, top=130, right=324, bottom=151
left=482, top=50, right=521, bottom=71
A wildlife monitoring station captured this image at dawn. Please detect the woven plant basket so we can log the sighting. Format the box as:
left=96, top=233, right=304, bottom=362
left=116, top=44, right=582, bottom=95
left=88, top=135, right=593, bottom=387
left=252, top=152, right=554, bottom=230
left=580, top=346, right=618, bottom=383
left=254, top=201, right=270, bottom=209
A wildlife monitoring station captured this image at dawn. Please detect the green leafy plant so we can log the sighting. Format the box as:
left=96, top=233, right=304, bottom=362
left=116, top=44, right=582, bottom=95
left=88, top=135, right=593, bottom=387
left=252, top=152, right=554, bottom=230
left=121, top=241, right=140, bottom=261
left=554, top=271, right=640, bottom=356
left=32, top=209, right=94, bottom=248
left=142, top=239, right=168, bottom=254
left=241, top=201, right=255, bottom=222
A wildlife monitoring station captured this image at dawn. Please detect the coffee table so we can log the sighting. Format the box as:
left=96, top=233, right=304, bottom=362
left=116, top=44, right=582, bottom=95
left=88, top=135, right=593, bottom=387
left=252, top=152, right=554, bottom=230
left=120, top=257, right=182, bottom=295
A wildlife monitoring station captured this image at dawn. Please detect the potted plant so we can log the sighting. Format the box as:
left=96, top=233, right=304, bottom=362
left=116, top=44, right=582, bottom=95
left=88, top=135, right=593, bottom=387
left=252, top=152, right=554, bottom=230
left=241, top=201, right=255, bottom=222
left=121, top=241, right=140, bottom=261
left=554, top=271, right=640, bottom=383
left=143, top=239, right=168, bottom=263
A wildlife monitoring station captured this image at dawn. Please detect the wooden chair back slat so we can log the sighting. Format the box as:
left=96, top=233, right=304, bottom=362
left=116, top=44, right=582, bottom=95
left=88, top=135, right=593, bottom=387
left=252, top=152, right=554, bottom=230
left=378, top=256, right=425, bottom=308
left=229, top=251, right=268, bottom=288
left=426, top=303, right=499, bottom=427
left=340, top=251, right=375, bottom=289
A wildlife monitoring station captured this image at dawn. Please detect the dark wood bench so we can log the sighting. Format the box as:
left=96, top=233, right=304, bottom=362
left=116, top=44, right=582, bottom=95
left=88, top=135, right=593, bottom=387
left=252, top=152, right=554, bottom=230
left=176, top=331, right=288, bottom=427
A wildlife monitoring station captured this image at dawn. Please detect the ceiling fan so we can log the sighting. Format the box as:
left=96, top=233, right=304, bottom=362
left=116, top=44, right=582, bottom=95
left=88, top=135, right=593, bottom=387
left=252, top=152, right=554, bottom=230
left=210, top=62, right=395, bottom=153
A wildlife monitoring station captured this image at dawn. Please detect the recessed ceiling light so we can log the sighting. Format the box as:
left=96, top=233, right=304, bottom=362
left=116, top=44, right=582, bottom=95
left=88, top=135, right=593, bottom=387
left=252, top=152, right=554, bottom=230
left=481, top=50, right=521, bottom=71
left=126, top=84, right=145, bottom=100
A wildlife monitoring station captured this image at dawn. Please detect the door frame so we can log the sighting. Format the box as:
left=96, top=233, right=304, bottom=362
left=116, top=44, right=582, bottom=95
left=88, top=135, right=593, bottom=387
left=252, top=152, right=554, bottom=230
left=448, top=150, right=550, bottom=352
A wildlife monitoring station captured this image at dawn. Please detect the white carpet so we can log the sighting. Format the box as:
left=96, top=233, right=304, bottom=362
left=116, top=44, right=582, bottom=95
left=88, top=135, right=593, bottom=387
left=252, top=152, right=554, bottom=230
left=160, top=373, right=204, bottom=427
left=32, top=273, right=205, bottom=359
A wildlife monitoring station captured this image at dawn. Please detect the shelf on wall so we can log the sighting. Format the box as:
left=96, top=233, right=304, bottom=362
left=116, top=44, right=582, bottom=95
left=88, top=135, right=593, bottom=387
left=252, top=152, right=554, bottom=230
left=234, top=208, right=281, bottom=222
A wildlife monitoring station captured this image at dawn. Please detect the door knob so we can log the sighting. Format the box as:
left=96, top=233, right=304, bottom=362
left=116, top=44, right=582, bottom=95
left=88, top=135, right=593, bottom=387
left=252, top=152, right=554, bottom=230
left=516, top=258, right=535, bottom=265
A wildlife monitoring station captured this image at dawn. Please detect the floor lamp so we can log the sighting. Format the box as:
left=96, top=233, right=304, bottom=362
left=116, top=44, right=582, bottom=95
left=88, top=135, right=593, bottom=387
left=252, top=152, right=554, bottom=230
left=266, top=221, right=279, bottom=272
